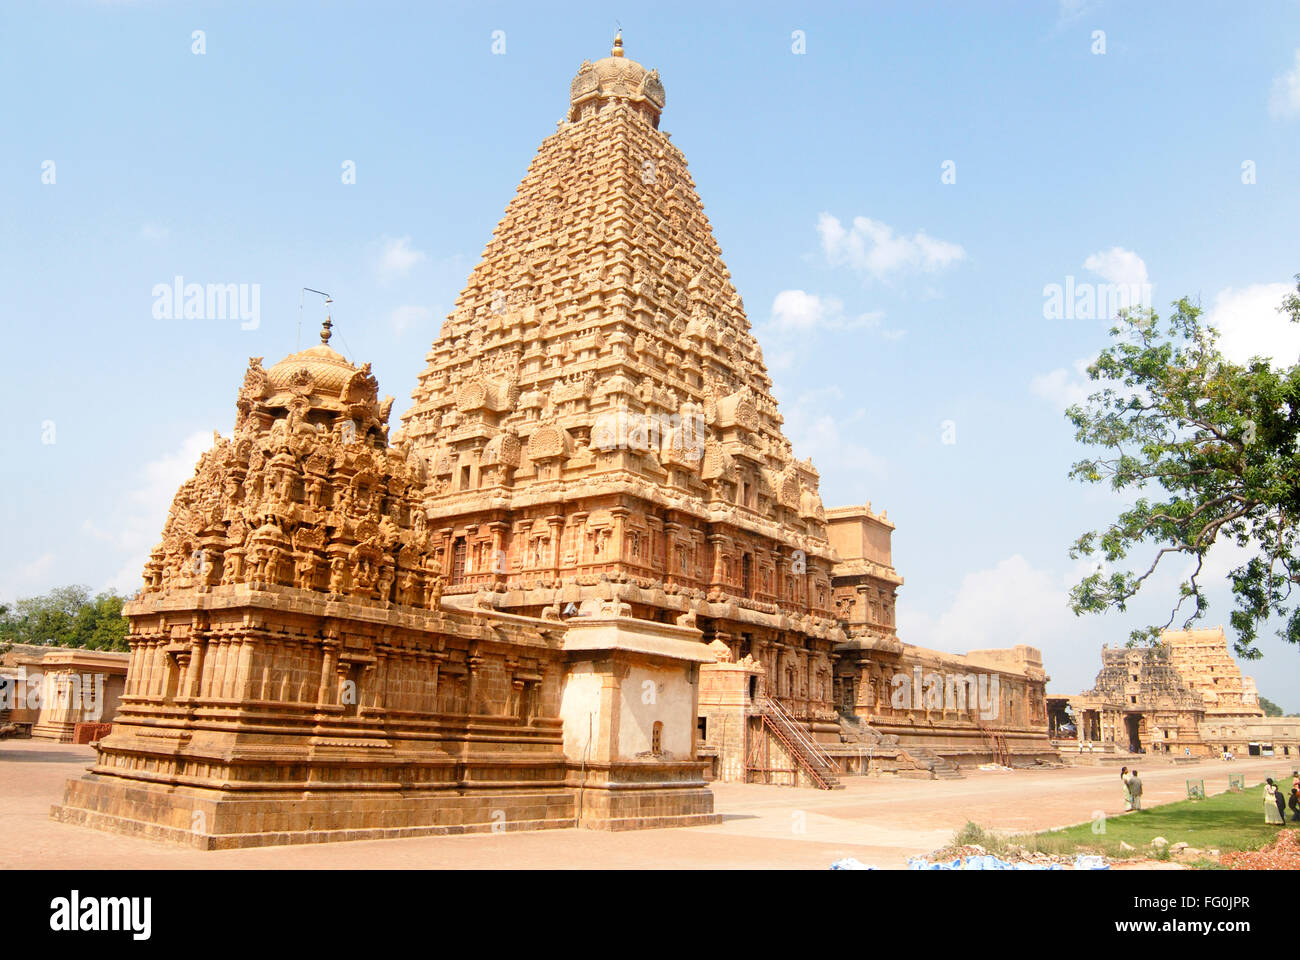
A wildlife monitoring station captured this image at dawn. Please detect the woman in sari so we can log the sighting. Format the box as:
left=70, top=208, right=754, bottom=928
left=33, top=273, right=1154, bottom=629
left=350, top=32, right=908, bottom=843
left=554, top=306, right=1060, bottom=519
left=1265, top=779, right=1285, bottom=824
left=1120, top=767, right=1133, bottom=811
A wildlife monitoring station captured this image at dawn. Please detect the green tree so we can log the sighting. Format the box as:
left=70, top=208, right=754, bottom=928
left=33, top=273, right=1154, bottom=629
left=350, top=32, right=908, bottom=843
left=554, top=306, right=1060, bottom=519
left=83, top=593, right=130, bottom=650
left=1067, top=275, right=1300, bottom=659
left=0, top=585, right=130, bottom=652
left=1259, top=695, right=1286, bottom=717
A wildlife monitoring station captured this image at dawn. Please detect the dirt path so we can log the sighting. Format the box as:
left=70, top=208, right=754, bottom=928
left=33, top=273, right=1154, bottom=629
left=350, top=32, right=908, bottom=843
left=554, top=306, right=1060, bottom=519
left=2, top=740, right=1287, bottom=869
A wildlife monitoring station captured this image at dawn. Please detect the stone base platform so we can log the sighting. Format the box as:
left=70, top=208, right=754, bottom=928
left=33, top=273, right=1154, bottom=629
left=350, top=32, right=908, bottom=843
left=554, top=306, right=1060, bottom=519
left=868, top=721, right=1060, bottom=768
left=53, top=767, right=718, bottom=849
left=569, top=761, right=721, bottom=831
left=53, top=774, right=581, bottom=850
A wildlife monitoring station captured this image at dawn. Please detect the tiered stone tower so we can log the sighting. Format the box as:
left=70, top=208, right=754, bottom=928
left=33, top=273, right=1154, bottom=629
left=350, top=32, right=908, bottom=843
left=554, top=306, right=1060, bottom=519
left=1162, top=627, right=1264, bottom=720
left=1164, top=627, right=1270, bottom=754
left=399, top=34, right=846, bottom=732
left=1050, top=628, right=1276, bottom=759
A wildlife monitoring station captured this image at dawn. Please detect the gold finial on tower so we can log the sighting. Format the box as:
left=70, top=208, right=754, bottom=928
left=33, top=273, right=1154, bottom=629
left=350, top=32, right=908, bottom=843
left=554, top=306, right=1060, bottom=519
left=611, top=30, right=624, bottom=57
left=321, top=315, right=333, bottom=345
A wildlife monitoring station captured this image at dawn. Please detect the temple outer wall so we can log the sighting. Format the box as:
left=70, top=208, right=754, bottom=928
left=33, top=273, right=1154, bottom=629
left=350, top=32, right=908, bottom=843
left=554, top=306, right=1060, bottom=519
left=833, top=639, right=1057, bottom=767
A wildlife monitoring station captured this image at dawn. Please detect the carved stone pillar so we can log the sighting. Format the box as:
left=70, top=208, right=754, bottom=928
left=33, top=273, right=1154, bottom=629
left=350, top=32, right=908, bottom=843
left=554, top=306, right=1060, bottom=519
left=438, top=527, right=454, bottom=577
left=488, top=521, right=509, bottom=583
left=135, top=640, right=154, bottom=698
left=370, top=646, right=391, bottom=713
left=318, top=639, right=340, bottom=707
left=547, top=515, right=564, bottom=579
left=466, top=644, right=483, bottom=715
left=708, top=534, right=728, bottom=592
left=234, top=637, right=257, bottom=700
left=184, top=633, right=206, bottom=701
left=610, top=508, right=629, bottom=566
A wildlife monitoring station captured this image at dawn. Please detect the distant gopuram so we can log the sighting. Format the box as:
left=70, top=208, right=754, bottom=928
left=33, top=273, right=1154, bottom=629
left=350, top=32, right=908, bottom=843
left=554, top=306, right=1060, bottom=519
left=1048, top=627, right=1299, bottom=759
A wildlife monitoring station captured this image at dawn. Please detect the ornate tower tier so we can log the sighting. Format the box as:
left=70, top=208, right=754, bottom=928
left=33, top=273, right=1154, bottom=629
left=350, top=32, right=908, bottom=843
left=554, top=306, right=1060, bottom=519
left=400, top=38, right=848, bottom=728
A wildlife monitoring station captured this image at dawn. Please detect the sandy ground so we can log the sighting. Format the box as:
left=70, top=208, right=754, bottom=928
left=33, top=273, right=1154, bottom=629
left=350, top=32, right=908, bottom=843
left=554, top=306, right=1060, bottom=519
left=2, top=740, right=1290, bottom=869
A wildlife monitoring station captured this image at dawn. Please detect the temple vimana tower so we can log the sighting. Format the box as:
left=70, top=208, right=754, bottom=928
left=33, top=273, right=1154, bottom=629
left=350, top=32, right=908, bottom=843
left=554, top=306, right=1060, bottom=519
left=55, top=37, right=1054, bottom=849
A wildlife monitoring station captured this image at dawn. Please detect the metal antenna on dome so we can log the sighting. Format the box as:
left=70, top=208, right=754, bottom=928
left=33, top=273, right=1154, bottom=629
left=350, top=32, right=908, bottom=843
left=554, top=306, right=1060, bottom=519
left=298, top=287, right=332, bottom=349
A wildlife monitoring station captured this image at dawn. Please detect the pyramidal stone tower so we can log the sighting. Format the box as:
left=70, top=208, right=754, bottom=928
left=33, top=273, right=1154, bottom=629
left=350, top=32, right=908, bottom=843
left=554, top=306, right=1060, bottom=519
left=399, top=35, right=849, bottom=731
left=395, top=37, right=1055, bottom=777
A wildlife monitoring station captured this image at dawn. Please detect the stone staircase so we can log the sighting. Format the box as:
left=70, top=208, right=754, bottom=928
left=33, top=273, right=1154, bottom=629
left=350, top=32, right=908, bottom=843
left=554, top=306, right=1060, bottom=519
left=900, top=743, right=964, bottom=780
left=838, top=714, right=964, bottom=780
left=757, top=696, right=844, bottom=790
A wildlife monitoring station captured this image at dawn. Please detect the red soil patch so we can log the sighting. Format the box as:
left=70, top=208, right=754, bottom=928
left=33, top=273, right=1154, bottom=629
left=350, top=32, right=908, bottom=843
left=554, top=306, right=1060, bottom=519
left=1220, top=830, right=1300, bottom=870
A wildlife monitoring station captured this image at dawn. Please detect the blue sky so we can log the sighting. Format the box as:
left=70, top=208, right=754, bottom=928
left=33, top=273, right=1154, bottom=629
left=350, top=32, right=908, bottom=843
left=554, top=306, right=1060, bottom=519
left=3, top=1, right=1300, bottom=705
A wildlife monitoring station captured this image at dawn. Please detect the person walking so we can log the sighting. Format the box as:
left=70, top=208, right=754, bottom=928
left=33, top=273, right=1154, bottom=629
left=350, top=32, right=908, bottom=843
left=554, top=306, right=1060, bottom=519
left=1120, top=766, right=1133, bottom=811
left=1265, top=779, right=1285, bottom=824
left=1129, top=770, right=1143, bottom=812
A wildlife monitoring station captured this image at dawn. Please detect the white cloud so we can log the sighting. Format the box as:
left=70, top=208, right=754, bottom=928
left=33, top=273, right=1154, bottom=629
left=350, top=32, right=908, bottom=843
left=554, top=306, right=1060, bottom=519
left=6, top=553, right=57, bottom=597
left=771, top=290, right=841, bottom=331
left=96, top=430, right=216, bottom=594
left=897, top=554, right=1117, bottom=695
left=1180, top=538, right=1256, bottom=588
left=1049, top=0, right=1099, bottom=35
left=758, top=291, right=900, bottom=372
left=817, top=213, right=965, bottom=281
left=1083, top=247, right=1148, bottom=289
left=1205, top=282, right=1299, bottom=367
left=1270, top=48, right=1300, bottom=118
left=778, top=386, right=886, bottom=478
left=900, top=555, right=1067, bottom=652
left=373, top=235, right=428, bottom=282
left=140, top=222, right=170, bottom=241
left=390, top=304, right=432, bottom=336
left=1030, top=356, right=1095, bottom=410
left=767, top=289, right=888, bottom=334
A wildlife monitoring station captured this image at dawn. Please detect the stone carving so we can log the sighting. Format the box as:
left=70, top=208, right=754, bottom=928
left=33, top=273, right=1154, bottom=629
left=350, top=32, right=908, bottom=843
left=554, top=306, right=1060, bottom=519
left=142, top=320, right=433, bottom=609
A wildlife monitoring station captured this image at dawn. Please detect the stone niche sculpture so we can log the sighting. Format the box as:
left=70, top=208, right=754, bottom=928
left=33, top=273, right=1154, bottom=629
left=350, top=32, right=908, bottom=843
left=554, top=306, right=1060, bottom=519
left=52, top=318, right=717, bottom=848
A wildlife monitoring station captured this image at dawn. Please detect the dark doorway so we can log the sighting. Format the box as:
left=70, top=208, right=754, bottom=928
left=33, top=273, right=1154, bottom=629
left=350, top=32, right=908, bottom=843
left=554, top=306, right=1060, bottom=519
left=1125, top=714, right=1142, bottom=753
left=451, top=538, right=467, bottom=584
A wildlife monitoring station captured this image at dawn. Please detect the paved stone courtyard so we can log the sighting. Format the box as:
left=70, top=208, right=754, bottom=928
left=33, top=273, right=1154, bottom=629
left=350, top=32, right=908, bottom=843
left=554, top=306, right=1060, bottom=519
left=3, top=740, right=1288, bottom=869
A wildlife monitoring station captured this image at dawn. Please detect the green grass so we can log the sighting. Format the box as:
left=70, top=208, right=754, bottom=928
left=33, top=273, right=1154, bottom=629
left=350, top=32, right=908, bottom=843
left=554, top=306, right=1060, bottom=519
left=948, top=821, right=1014, bottom=857
left=1009, top=774, right=1299, bottom=862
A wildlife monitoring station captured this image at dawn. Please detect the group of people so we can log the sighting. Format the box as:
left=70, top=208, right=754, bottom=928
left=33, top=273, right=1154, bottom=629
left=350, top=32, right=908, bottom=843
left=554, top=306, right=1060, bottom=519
left=1121, top=766, right=1300, bottom=825
left=1121, top=767, right=1143, bottom=811
left=1263, top=772, right=1300, bottom=824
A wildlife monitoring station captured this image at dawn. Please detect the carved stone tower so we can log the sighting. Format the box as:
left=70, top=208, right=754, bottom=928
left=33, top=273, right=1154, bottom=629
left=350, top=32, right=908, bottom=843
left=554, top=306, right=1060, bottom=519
left=399, top=35, right=847, bottom=734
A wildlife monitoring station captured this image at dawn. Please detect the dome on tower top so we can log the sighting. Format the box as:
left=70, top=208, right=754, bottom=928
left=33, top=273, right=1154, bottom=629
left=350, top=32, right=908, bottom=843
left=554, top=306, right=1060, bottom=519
left=236, top=316, right=395, bottom=447
left=265, top=316, right=367, bottom=399
left=568, top=32, right=665, bottom=127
